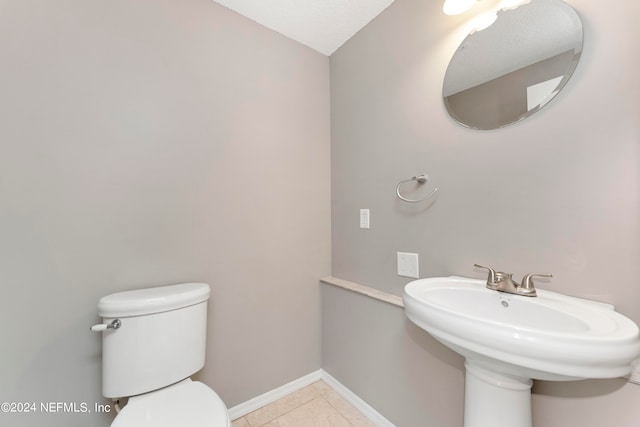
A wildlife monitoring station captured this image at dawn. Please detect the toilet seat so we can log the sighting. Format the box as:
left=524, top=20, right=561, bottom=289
left=111, top=379, right=230, bottom=427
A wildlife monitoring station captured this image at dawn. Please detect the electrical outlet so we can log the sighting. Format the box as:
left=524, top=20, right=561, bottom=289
left=397, top=252, right=419, bottom=278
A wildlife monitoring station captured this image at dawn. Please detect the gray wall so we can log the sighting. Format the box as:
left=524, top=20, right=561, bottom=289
left=0, top=1, right=330, bottom=426
left=322, top=284, right=465, bottom=426
left=327, top=0, right=640, bottom=425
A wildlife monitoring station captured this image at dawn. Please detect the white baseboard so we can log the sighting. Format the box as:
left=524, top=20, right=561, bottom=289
left=228, top=370, right=323, bottom=420
left=320, top=370, right=395, bottom=427
left=228, top=369, right=394, bottom=427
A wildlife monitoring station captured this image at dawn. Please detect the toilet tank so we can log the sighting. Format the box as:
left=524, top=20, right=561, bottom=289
left=98, top=283, right=211, bottom=398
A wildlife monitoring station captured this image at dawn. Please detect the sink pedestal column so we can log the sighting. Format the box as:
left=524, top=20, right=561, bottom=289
left=464, top=360, right=533, bottom=427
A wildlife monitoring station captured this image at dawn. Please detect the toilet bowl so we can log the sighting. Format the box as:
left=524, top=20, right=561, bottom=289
left=91, top=283, right=230, bottom=426
left=111, top=379, right=230, bottom=427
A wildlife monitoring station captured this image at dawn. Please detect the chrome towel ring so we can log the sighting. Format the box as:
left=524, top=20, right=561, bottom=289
left=396, top=174, right=438, bottom=203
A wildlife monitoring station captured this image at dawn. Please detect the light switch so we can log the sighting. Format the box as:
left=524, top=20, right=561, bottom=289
left=397, top=252, right=419, bottom=278
left=360, top=209, right=370, bottom=229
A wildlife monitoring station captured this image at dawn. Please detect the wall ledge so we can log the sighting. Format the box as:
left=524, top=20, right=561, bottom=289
left=320, top=276, right=404, bottom=308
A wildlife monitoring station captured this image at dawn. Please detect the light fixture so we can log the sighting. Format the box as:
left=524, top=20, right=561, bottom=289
left=443, top=0, right=477, bottom=15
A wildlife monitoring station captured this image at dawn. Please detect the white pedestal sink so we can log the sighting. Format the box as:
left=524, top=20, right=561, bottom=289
left=403, top=276, right=640, bottom=427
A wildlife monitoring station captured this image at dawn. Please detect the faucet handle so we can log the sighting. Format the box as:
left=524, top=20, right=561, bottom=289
left=520, top=272, right=553, bottom=296
left=474, top=264, right=497, bottom=288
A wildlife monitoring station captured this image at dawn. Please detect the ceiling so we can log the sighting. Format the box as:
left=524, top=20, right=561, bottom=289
left=210, top=0, right=396, bottom=56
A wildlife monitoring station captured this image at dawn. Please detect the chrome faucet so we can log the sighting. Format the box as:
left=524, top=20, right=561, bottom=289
left=474, top=264, right=552, bottom=297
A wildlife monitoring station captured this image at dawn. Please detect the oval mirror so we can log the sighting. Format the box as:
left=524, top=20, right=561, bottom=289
left=442, top=0, right=583, bottom=130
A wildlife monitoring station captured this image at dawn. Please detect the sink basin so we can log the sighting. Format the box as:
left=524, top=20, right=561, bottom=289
left=404, top=276, right=640, bottom=381
left=404, top=276, right=640, bottom=427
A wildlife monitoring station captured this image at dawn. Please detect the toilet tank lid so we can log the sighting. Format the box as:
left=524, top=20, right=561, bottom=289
left=98, top=283, right=210, bottom=317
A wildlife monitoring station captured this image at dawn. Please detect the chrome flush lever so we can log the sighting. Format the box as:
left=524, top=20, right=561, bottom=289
left=90, top=319, right=121, bottom=332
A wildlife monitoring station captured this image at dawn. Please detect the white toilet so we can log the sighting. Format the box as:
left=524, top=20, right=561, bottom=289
left=91, top=282, right=231, bottom=426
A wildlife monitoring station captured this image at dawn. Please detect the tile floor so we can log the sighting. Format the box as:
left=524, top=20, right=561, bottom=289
left=231, top=380, right=376, bottom=427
